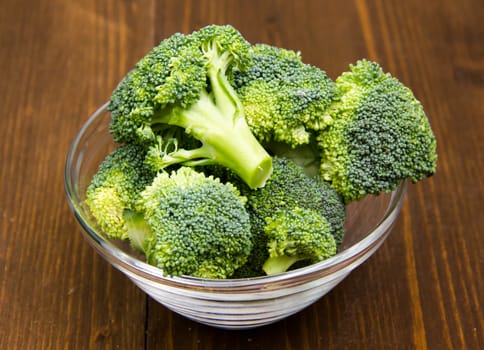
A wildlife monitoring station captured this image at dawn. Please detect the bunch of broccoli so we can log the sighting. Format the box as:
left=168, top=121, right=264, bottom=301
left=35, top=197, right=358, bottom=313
left=85, top=24, right=437, bottom=279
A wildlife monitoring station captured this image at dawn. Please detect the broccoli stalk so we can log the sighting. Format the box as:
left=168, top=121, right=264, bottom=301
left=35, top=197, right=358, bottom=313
left=123, top=210, right=153, bottom=252
left=148, top=88, right=272, bottom=189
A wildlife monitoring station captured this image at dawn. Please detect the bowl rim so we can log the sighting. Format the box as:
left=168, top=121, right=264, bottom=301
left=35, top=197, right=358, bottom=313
left=65, top=103, right=407, bottom=291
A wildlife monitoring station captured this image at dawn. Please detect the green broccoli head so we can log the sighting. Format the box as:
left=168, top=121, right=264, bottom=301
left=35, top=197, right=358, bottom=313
left=108, top=32, right=204, bottom=144
left=263, top=207, right=337, bottom=275
left=108, top=25, right=272, bottom=189
left=233, top=44, right=336, bottom=147
left=232, top=157, right=346, bottom=277
left=85, top=144, right=156, bottom=240
left=318, top=59, right=438, bottom=203
left=139, top=167, right=252, bottom=278
left=247, top=157, right=346, bottom=244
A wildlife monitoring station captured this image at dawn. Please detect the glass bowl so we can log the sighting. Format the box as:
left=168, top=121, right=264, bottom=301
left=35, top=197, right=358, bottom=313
left=65, top=103, right=407, bottom=330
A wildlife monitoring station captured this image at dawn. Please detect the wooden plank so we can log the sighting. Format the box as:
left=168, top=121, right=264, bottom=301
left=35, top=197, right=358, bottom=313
left=0, top=0, right=154, bottom=348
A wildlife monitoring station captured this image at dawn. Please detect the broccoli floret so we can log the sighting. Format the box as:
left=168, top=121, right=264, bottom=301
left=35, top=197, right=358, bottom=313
left=233, top=44, right=336, bottom=147
left=248, top=158, right=346, bottom=242
left=317, top=59, right=438, bottom=203
left=85, top=144, right=156, bottom=240
left=262, top=207, right=336, bottom=275
left=108, top=25, right=272, bottom=189
left=233, top=157, right=346, bottom=277
left=136, top=167, right=252, bottom=278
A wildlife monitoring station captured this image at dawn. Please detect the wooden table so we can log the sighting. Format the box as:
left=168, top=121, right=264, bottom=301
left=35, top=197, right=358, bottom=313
left=1, top=0, right=482, bottom=349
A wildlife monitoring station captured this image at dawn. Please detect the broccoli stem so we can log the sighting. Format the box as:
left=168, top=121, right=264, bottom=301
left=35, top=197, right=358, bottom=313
left=124, top=210, right=153, bottom=252
left=263, top=255, right=300, bottom=275
left=155, top=89, right=272, bottom=189
left=207, top=52, right=243, bottom=119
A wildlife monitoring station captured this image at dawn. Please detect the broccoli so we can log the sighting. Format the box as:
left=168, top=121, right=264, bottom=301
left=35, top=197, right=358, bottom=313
left=247, top=158, right=346, bottom=243
left=85, top=144, right=156, bottom=240
left=233, top=157, right=346, bottom=277
left=84, top=25, right=439, bottom=280
left=135, top=167, right=252, bottom=278
left=262, top=207, right=336, bottom=275
left=108, top=25, right=272, bottom=189
left=317, top=59, right=438, bottom=203
left=233, top=44, right=336, bottom=147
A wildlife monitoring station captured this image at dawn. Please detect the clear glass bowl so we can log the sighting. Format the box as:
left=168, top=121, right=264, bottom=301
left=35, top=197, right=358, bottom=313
left=65, top=103, right=407, bottom=330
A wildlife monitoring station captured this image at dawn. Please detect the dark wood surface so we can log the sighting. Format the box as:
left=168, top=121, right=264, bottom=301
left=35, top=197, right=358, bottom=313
left=1, top=0, right=482, bottom=349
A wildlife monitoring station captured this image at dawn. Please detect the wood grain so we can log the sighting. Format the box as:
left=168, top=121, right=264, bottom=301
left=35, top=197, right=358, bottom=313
left=0, top=0, right=482, bottom=349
